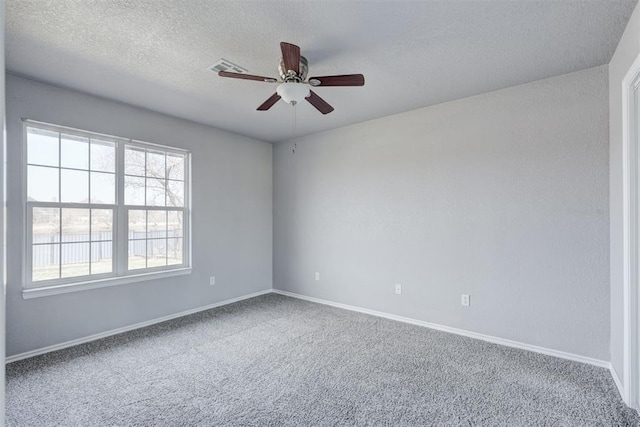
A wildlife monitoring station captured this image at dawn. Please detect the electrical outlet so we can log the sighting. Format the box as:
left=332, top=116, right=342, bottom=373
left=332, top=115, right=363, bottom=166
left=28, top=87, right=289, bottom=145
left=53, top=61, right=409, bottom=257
left=315, top=272, right=320, bottom=281
left=461, top=294, right=470, bottom=306
left=209, top=276, right=215, bottom=286
left=395, top=284, right=402, bottom=295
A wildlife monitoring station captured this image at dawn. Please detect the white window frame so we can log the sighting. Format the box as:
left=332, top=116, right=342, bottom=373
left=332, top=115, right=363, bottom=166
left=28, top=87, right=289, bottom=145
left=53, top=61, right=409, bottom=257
left=22, top=120, right=192, bottom=299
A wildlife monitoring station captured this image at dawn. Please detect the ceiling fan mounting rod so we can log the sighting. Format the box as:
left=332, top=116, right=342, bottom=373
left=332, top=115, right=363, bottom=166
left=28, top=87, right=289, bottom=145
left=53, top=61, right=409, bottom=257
left=283, top=71, right=303, bottom=83
left=279, top=56, right=308, bottom=82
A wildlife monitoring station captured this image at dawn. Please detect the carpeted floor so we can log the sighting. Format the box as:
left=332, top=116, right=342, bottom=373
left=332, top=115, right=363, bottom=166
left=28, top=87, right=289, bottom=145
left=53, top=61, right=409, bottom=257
left=6, top=293, right=640, bottom=426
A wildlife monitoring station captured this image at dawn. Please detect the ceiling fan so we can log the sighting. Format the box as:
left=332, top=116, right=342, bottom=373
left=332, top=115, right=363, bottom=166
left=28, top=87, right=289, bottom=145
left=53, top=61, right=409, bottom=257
left=218, top=42, right=365, bottom=114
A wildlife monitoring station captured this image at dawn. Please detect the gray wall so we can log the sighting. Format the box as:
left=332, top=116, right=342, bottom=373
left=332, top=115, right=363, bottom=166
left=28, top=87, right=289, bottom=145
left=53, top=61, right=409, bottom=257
left=610, top=0, right=640, bottom=389
left=6, top=74, right=273, bottom=357
left=274, top=66, right=610, bottom=360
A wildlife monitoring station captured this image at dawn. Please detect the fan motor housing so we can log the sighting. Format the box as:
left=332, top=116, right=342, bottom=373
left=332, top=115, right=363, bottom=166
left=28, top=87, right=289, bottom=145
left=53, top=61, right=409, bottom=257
left=279, top=56, right=309, bottom=82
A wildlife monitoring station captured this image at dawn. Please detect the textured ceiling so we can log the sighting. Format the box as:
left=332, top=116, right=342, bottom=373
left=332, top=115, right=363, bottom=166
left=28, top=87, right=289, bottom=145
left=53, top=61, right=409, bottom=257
left=6, top=0, right=638, bottom=143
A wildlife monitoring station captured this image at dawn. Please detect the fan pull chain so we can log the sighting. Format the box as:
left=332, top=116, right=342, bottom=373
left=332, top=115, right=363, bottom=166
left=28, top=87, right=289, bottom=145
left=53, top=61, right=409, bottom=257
left=291, top=103, right=297, bottom=154
left=292, top=103, right=297, bottom=137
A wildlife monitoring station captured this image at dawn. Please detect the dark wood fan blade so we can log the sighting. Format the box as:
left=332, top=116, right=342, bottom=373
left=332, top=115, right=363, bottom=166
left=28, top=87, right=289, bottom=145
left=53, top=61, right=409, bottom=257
left=306, top=90, right=334, bottom=114
left=308, top=74, right=365, bottom=87
left=280, top=42, right=300, bottom=74
left=257, top=93, right=281, bottom=111
left=219, top=71, right=278, bottom=83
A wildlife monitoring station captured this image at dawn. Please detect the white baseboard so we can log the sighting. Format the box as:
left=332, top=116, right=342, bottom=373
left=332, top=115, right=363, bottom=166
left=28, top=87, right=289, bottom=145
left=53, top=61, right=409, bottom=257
left=610, top=364, right=640, bottom=413
left=5, top=288, right=613, bottom=375
left=272, top=289, right=610, bottom=369
left=6, top=289, right=273, bottom=364
left=610, top=364, right=626, bottom=402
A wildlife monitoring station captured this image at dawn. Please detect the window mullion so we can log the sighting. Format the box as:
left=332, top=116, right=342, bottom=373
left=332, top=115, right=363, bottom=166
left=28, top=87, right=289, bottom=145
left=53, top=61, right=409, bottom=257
left=57, top=132, right=62, bottom=279
left=116, top=142, right=127, bottom=275
left=26, top=206, right=33, bottom=284
left=58, top=206, right=62, bottom=279
left=88, top=144, right=92, bottom=276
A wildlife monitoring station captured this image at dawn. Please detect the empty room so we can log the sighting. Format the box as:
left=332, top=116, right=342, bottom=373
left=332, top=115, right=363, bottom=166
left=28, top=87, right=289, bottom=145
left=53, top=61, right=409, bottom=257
left=3, top=0, right=640, bottom=425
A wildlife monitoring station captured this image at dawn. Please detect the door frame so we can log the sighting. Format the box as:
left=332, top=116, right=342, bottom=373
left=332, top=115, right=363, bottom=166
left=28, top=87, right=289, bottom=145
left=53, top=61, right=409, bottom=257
left=622, top=51, right=640, bottom=411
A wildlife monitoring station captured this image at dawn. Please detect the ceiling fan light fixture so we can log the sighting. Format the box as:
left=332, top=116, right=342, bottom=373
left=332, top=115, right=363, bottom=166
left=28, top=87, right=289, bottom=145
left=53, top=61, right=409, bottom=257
left=276, top=82, right=310, bottom=105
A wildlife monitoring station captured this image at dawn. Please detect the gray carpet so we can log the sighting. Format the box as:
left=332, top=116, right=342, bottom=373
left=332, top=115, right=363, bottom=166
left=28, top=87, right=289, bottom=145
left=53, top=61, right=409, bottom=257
left=6, top=294, right=640, bottom=426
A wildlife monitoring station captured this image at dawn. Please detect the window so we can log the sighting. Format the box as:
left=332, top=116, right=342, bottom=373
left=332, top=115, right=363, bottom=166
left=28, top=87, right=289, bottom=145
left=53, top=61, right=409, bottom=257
left=24, top=120, right=190, bottom=295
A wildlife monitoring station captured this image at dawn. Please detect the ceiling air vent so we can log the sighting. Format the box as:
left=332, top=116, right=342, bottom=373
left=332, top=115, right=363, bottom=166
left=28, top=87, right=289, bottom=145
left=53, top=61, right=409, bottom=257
left=209, top=58, right=248, bottom=74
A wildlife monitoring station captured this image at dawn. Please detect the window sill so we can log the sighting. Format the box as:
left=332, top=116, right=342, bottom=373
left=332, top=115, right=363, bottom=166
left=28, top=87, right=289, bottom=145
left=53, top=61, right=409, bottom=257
left=22, top=268, right=192, bottom=299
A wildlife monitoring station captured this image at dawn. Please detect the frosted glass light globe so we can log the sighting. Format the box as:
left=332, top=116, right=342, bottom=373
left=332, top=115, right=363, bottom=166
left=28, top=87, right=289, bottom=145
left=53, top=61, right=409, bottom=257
left=276, top=82, right=310, bottom=105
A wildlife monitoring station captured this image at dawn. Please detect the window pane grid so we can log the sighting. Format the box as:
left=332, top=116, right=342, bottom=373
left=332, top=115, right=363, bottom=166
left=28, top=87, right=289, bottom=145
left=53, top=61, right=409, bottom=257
left=31, top=206, right=115, bottom=282
left=124, top=149, right=185, bottom=207
left=127, top=207, right=184, bottom=270
left=26, top=121, right=189, bottom=288
left=27, top=127, right=116, bottom=205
